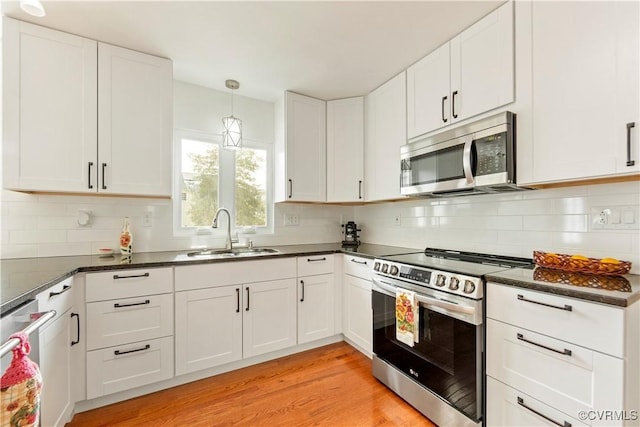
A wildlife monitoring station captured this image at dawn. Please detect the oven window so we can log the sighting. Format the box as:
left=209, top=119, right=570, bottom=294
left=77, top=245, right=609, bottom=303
left=405, top=145, right=465, bottom=186
left=372, top=290, right=481, bottom=422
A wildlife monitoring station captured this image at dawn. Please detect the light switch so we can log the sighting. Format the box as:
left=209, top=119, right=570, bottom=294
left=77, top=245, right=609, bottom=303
left=610, top=209, right=621, bottom=224
left=623, top=210, right=635, bottom=224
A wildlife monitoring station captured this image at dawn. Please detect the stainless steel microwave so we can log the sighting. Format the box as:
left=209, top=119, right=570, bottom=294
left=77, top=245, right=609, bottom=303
left=400, top=111, right=525, bottom=197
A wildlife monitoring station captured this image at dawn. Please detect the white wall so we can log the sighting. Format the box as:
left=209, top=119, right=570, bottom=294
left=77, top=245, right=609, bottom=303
left=355, top=181, right=640, bottom=274
left=0, top=81, right=349, bottom=258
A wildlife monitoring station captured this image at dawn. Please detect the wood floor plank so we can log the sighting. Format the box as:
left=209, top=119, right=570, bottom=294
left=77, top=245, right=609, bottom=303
left=67, top=342, right=435, bottom=426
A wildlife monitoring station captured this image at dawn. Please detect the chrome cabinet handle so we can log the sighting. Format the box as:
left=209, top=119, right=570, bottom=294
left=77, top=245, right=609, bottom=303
left=307, top=257, right=326, bottom=262
left=517, top=397, right=571, bottom=427
left=88, top=162, right=94, bottom=189
left=300, top=280, right=305, bottom=302
left=288, top=179, right=293, bottom=199
left=236, top=288, right=240, bottom=313
left=71, top=312, right=80, bottom=346
left=517, top=333, right=572, bottom=356
left=627, top=122, right=636, bottom=166
left=49, top=285, right=71, bottom=298
left=114, top=344, right=150, bottom=356
left=113, top=272, right=150, bottom=280
left=101, top=163, right=107, bottom=190
left=350, top=259, right=367, bottom=265
left=114, top=299, right=150, bottom=309
left=441, top=96, right=448, bottom=123
left=517, top=294, right=572, bottom=312
left=245, top=287, right=250, bottom=311
left=452, top=91, right=458, bottom=118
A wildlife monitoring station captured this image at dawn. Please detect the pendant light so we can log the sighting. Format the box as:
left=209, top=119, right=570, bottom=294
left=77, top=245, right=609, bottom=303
left=222, top=79, right=242, bottom=151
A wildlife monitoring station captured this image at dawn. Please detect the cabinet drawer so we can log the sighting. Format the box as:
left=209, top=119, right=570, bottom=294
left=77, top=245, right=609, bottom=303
left=487, top=282, right=624, bottom=357
left=487, top=318, right=624, bottom=418
left=297, top=254, right=334, bottom=276
left=486, top=376, right=587, bottom=427
left=86, top=336, right=173, bottom=399
left=343, top=255, right=371, bottom=279
left=86, top=267, right=173, bottom=302
left=86, top=293, right=173, bottom=350
left=37, top=277, right=74, bottom=321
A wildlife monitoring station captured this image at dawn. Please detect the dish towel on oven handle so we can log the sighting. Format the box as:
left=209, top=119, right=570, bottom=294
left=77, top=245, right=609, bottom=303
left=0, top=332, right=42, bottom=427
left=396, top=288, right=419, bottom=347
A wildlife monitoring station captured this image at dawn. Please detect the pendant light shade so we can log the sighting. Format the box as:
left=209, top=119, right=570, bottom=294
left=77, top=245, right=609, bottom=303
left=222, top=79, right=242, bottom=151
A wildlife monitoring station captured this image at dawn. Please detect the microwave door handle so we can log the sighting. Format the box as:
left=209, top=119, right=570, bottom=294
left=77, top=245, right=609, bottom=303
left=462, top=138, right=474, bottom=184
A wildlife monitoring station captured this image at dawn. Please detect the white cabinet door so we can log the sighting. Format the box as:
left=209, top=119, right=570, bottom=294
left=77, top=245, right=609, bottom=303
left=175, top=286, right=243, bottom=375
left=277, top=92, right=326, bottom=202
left=531, top=1, right=640, bottom=183
left=298, top=274, right=335, bottom=344
left=243, top=279, right=297, bottom=358
left=407, top=43, right=451, bottom=139
left=98, top=43, right=173, bottom=196
left=327, top=97, right=364, bottom=202
left=365, top=72, right=406, bottom=202
left=450, top=0, right=514, bottom=124
left=39, top=310, right=73, bottom=427
left=342, top=275, right=372, bottom=356
left=3, top=18, right=97, bottom=193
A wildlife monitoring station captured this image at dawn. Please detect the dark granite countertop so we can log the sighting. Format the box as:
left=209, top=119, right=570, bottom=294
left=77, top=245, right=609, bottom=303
left=1, top=243, right=418, bottom=315
left=486, top=267, right=640, bottom=308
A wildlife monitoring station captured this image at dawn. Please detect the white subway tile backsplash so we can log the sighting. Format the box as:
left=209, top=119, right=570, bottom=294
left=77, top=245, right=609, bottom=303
left=9, top=230, right=67, bottom=244
left=523, top=215, right=588, bottom=232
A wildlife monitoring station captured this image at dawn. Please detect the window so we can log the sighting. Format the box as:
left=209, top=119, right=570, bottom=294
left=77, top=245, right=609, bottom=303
left=174, top=130, right=272, bottom=235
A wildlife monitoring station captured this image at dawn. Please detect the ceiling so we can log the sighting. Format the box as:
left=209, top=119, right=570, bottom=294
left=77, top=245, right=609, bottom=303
left=2, top=0, right=504, bottom=102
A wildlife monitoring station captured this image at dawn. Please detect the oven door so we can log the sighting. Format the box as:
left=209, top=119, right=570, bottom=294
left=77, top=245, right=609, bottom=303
left=372, top=277, right=483, bottom=423
left=400, top=134, right=475, bottom=196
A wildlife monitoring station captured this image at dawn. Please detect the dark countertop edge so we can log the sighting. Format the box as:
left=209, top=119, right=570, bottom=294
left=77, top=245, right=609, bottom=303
left=485, top=273, right=636, bottom=308
left=1, top=270, right=78, bottom=315
left=1, top=244, right=399, bottom=316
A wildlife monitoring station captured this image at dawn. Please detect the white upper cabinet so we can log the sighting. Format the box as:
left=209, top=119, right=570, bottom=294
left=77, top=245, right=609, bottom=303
left=365, top=72, right=406, bottom=202
left=407, top=43, right=450, bottom=138
left=275, top=91, right=326, bottom=202
left=3, top=19, right=173, bottom=197
left=327, top=97, right=364, bottom=202
left=530, top=0, right=640, bottom=183
left=98, top=43, right=173, bottom=196
left=406, top=1, right=514, bottom=140
left=3, top=18, right=97, bottom=193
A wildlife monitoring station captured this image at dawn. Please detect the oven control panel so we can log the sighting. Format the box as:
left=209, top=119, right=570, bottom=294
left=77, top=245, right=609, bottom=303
left=372, top=259, right=482, bottom=299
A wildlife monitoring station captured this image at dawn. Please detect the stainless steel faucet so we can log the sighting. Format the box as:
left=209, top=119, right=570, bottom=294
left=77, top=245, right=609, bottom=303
left=211, top=207, right=233, bottom=250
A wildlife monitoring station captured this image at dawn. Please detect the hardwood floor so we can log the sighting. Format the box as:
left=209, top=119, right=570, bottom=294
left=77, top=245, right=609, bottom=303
left=67, top=342, right=435, bottom=426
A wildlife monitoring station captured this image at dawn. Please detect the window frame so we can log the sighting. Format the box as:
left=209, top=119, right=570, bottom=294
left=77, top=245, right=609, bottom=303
left=173, top=129, right=274, bottom=237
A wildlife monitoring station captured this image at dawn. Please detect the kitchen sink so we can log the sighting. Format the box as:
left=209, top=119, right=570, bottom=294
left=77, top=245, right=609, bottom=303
left=186, top=247, right=279, bottom=258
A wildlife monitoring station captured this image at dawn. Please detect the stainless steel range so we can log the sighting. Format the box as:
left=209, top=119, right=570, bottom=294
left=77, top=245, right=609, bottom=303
left=371, top=248, right=532, bottom=427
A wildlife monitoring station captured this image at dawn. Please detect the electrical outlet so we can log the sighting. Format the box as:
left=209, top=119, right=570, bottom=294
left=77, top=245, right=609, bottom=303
left=592, top=206, right=638, bottom=230
left=142, top=211, right=153, bottom=227
left=284, top=214, right=299, bottom=226
left=394, top=215, right=401, bottom=226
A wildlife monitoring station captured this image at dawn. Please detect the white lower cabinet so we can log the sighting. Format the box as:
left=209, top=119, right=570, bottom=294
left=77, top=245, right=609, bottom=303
left=297, top=255, right=336, bottom=345
left=486, top=282, right=638, bottom=427
left=342, top=255, right=373, bottom=356
left=298, top=273, right=335, bottom=344
left=175, top=286, right=243, bottom=376
left=243, top=279, right=297, bottom=358
left=85, top=268, right=174, bottom=399
left=37, top=278, right=75, bottom=427
left=174, top=259, right=298, bottom=375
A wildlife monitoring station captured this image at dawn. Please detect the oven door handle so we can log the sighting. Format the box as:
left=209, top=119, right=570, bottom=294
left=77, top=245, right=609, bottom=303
left=372, top=277, right=476, bottom=318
